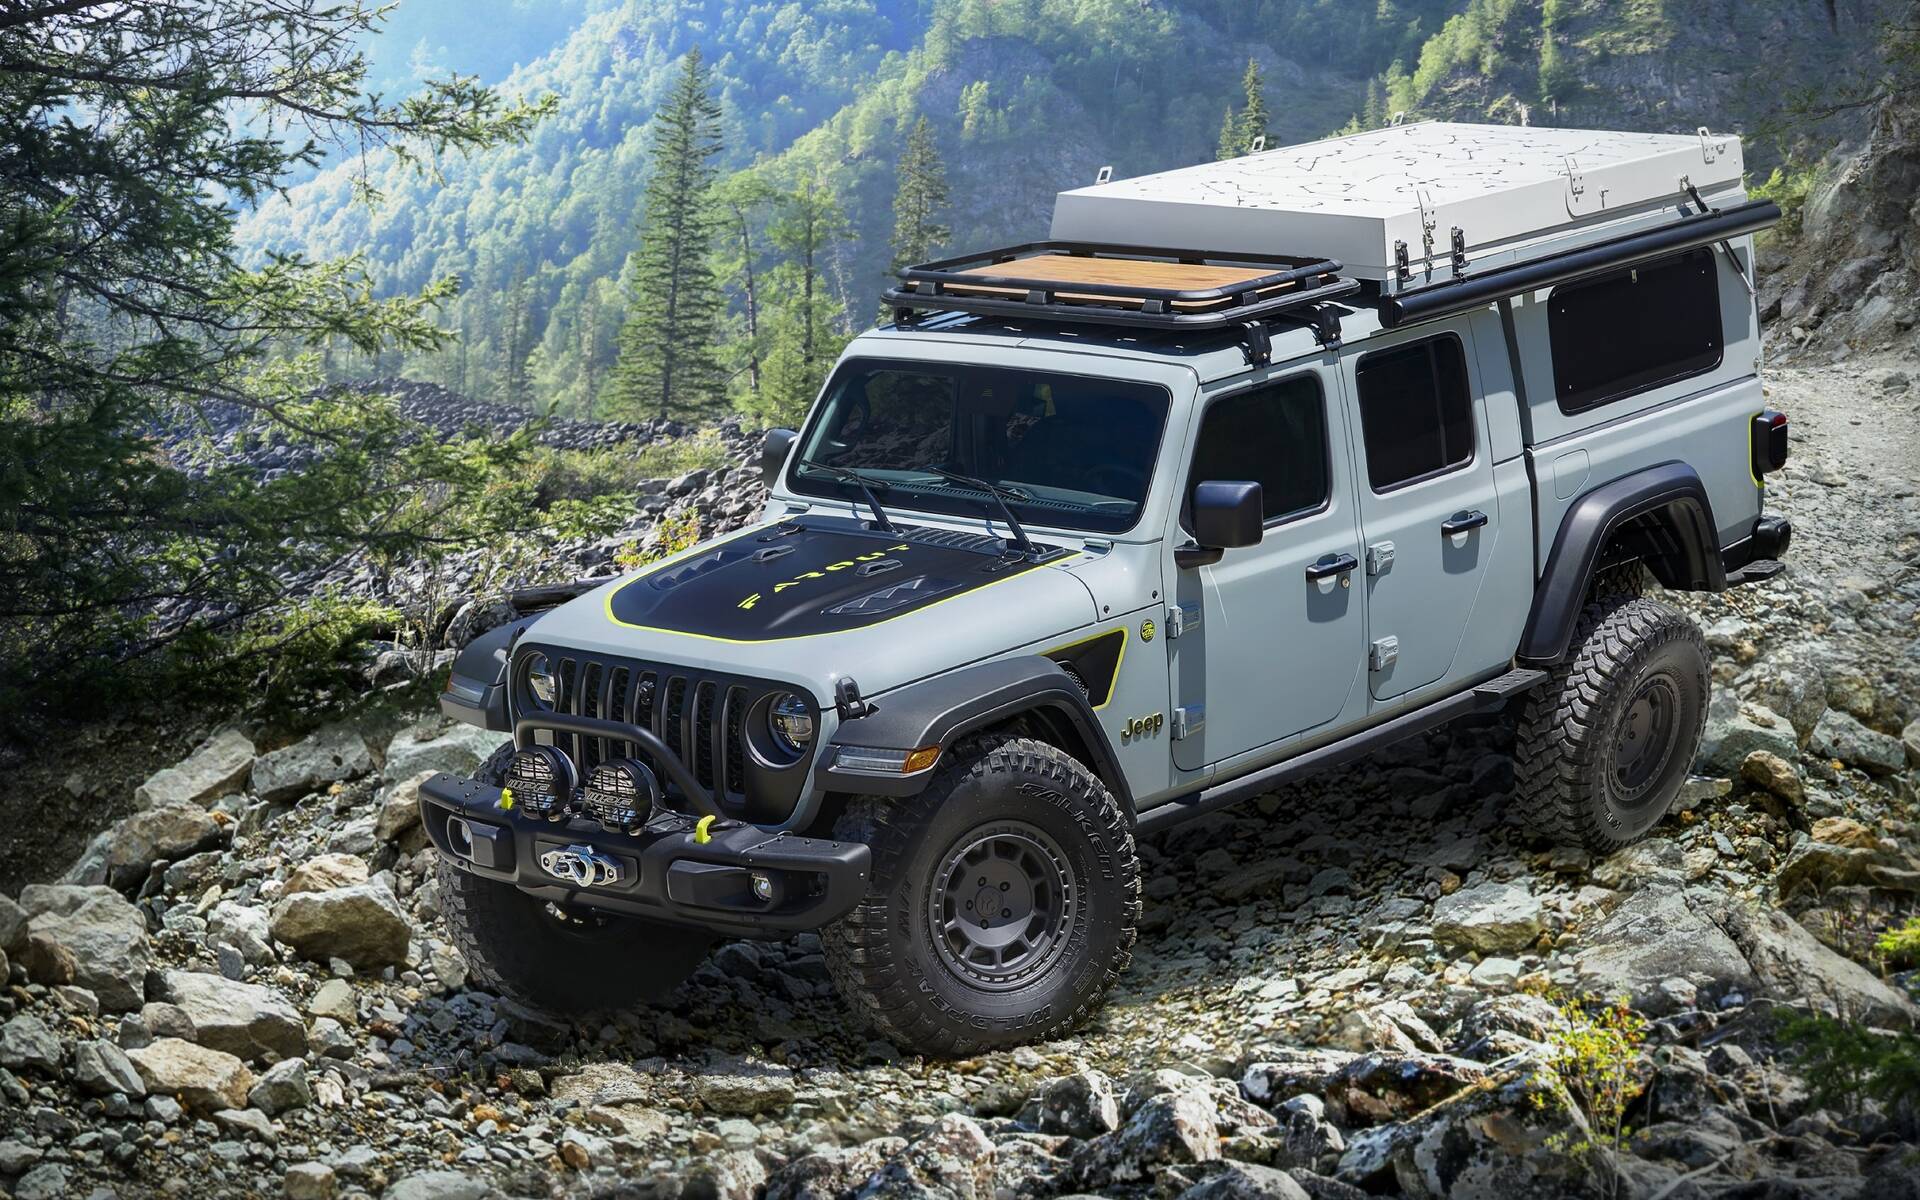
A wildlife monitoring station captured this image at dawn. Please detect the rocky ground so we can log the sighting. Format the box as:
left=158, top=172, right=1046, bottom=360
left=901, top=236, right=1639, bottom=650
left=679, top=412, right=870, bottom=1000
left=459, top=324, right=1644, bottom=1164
left=0, top=351, right=1916, bottom=1200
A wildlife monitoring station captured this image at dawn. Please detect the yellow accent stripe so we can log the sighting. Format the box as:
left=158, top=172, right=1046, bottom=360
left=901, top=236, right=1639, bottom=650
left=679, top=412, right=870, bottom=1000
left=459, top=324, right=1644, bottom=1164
left=1040, top=626, right=1129, bottom=711
left=602, top=539, right=1085, bottom=644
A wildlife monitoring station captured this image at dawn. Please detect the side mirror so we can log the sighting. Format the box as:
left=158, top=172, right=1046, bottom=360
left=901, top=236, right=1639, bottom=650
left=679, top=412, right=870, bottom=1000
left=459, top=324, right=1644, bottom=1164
left=760, top=428, right=797, bottom=488
left=1192, top=480, right=1264, bottom=550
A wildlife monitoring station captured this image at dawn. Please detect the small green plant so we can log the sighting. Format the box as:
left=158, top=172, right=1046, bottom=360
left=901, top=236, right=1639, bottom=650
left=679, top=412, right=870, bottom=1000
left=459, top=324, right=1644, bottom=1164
left=1750, top=163, right=1821, bottom=237
left=1876, top=916, right=1920, bottom=969
left=615, top=506, right=703, bottom=571
left=1532, top=988, right=1650, bottom=1155
left=1778, top=1012, right=1920, bottom=1131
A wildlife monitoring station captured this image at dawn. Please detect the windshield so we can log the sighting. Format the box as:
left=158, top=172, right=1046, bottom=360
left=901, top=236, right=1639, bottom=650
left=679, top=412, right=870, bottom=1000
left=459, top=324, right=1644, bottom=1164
left=788, top=359, right=1171, bottom=535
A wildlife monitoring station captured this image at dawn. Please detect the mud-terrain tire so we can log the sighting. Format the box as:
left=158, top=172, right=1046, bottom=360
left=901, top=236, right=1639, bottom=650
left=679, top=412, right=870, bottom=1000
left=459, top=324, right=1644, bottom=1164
left=821, top=734, right=1141, bottom=1057
left=435, top=743, right=714, bottom=1013
left=1513, top=596, right=1709, bottom=852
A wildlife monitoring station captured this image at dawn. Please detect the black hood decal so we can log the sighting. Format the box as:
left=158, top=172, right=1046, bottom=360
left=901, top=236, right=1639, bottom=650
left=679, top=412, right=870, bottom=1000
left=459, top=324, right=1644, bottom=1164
left=604, top=517, right=1074, bottom=641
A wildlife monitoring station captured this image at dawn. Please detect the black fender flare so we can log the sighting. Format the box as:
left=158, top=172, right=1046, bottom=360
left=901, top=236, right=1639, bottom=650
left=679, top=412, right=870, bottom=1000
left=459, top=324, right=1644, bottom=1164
left=816, top=655, right=1132, bottom=808
left=1518, top=461, right=1724, bottom=665
left=439, top=616, right=539, bottom=732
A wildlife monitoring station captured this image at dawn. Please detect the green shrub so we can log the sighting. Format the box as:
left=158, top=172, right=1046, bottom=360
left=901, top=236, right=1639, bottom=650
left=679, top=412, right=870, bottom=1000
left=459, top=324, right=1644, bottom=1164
left=1777, top=1011, right=1920, bottom=1127
left=1751, top=163, right=1821, bottom=237
left=1529, top=986, right=1650, bottom=1154
left=1877, top=916, right=1920, bottom=969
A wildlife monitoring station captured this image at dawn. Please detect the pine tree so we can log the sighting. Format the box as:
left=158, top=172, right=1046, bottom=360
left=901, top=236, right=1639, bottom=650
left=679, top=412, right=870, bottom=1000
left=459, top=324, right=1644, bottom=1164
left=1237, top=58, right=1270, bottom=152
left=889, top=117, right=951, bottom=276
left=607, top=48, right=726, bottom=421
left=753, top=180, right=853, bottom=426
left=1216, top=103, right=1240, bottom=160
left=1216, top=60, right=1269, bottom=158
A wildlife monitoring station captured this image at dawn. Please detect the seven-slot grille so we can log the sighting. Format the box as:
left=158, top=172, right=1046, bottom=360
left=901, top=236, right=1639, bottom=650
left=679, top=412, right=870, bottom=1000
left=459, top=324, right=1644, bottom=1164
left=514, top=646, right=800, bottom=817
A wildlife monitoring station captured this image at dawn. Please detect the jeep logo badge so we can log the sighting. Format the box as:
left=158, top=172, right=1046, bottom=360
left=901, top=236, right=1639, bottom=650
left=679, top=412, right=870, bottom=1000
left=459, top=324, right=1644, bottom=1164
left=539, top=845, right=623, bottom=888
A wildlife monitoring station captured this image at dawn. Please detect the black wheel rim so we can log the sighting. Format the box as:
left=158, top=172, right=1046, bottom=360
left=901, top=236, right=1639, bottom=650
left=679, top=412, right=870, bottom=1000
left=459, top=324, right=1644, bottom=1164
left=1614, top=673, right=1681, bottom=801
left=927, top=822, right=1078, bottom=992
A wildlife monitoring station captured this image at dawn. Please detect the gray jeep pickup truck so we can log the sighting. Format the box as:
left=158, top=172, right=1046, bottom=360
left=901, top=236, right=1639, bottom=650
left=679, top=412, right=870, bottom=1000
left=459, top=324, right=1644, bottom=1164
left=419, top=124, right=1792, bottom=1054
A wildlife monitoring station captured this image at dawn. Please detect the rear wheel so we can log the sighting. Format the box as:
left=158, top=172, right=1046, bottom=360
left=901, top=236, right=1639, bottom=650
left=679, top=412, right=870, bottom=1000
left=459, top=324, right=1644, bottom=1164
left=1513, top=596, right=1709, bottom=852
left=822, top=734, right=1140, bottom=1056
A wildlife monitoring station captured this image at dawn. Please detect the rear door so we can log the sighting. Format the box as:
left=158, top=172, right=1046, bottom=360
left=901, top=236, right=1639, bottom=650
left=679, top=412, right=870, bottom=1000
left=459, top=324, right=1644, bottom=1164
left=1167, top=364, right=1367, bottom=772
left=1339, top=326, right=1501, bottom=700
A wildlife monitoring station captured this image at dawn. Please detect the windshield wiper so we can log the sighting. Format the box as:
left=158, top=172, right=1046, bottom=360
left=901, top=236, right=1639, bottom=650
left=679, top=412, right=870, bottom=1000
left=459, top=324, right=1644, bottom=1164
left=916, top=464, right=1038, bottom=557
left=798, top=458, right=897, bottom=532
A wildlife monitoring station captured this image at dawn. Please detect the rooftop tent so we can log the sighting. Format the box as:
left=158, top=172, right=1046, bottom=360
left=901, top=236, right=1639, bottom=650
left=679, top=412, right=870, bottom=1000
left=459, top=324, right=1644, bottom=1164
left=1049, top=122, right=1748, bottom=293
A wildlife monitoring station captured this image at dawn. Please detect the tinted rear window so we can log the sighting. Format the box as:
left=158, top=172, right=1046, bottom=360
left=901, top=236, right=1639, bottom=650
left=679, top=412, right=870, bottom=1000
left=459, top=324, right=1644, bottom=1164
left=1354, top=336, right=1475, bottom=492
left=1548, top=248, right=1723, bottom=414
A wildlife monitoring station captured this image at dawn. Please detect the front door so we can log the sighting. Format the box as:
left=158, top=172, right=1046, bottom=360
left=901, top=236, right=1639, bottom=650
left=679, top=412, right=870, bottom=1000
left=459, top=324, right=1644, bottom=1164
left=1167, top=365, right=1367, bottom=773
left=1339, top=327, right=1500, bottom=700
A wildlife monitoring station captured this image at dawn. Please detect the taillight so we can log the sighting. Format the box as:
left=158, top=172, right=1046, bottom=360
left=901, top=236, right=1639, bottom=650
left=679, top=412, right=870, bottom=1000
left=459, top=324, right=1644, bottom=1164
left=1752, top=410, right=1788, bottom=479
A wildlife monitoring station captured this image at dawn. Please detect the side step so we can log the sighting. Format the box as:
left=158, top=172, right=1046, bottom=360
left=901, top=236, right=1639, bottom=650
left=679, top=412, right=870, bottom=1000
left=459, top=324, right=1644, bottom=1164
left=1724, top=559, right=1784, bottom=587
left=1137, top=667, right=1548, bottom=836
left=1473, top=667, right=1549, bottom=702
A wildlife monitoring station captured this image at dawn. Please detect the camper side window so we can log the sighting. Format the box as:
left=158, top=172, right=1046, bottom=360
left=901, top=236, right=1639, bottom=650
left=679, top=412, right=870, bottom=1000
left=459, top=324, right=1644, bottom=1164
left=1548, top=247, right=1723, bottom=414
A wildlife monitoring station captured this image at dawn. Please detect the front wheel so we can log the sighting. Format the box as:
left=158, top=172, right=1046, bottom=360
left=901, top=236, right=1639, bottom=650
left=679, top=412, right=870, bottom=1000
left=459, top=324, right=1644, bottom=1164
left=1513, top=596, right=1710, bottom=852
left=822, top=735, right=1141, bottom=1056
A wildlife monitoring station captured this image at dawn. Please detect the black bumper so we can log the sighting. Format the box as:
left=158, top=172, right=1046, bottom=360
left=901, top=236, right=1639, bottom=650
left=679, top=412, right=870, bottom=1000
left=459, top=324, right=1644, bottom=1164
left=417, top=772, right=871, bottom=938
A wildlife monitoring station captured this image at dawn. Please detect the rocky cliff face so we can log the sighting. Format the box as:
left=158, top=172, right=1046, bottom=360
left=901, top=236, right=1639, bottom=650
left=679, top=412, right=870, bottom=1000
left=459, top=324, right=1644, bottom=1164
left=1762, top=65, right=1920, bottom=361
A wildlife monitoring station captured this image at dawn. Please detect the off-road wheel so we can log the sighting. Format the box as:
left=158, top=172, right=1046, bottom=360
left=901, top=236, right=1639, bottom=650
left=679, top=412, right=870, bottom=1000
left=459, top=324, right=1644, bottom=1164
left=822, top=734, right=1141, bottom=1056
left=433, top=743, right=714, bottom=1013
left=1513, top=596, right=1709, bottom=852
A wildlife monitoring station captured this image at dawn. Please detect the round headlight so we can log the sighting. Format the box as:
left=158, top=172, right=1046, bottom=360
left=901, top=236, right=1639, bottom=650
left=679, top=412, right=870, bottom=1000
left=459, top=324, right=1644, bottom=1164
left=524, top=653, right=557, bottom=710
left=767, top=692, right=814, bottom=754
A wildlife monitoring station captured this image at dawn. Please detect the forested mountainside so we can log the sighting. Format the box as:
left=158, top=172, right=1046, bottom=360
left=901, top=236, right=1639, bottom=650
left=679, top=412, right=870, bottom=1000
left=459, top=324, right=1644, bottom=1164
left=237, top=0, right=1897, bottom=420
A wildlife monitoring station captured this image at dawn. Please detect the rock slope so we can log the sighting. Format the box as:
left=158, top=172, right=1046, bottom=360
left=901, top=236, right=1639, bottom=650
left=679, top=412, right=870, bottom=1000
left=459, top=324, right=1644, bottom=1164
left=0, top=355, right=1916, bottom=1199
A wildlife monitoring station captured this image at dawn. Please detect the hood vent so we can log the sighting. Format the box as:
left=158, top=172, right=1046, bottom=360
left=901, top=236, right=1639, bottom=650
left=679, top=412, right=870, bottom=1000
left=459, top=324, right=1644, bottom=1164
left=826, top=574, right=962, bottom=617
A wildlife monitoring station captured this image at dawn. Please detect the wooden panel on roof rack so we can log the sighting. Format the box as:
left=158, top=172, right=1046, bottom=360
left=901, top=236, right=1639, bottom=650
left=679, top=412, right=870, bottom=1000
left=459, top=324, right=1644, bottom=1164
left=944, top=254, right=1299, bottom=312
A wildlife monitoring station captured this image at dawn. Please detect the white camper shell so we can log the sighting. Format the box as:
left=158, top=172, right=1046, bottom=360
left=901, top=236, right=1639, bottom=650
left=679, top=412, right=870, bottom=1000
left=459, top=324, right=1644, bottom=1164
left=1049, top=122, right=1746, bottom=292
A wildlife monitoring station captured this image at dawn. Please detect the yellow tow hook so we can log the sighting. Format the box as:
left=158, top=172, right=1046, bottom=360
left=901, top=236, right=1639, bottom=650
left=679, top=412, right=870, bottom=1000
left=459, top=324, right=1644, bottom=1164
left=693, top=814, right=715, bottom=845
left=496, top=786, right=515, bottom=812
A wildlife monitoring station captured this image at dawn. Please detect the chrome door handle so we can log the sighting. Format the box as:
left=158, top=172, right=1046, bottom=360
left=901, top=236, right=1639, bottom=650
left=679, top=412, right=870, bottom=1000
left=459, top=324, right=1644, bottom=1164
left=1305, top=553, right=1359, bottom=580
left=1441, top=510, right=1489, bottom=536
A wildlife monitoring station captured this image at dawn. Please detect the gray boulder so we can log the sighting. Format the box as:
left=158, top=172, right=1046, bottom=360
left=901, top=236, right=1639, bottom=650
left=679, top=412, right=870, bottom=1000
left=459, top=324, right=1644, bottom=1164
left=383, top=1170, right=498, bottom=1200
left=251, top=723, right=373, bottom=802
left=1029, top=1069, right=1122, bottom=1138
left=1809, top=709, right=1907, bottom=775
left=65, top=801, right=226, bottom=891
left=126, top=1038, right=255, bottom=1112
left=764, top=1138, right=908, bottom=1200
left=1241, top=1048, right=1362, bottom=1106
left=134, top=728, right=255, bottom=808
left=1576, top=884, right=1913, bottom=1022
left=207, top=900, right=274, bottom=966
left=0, top=1014, right=62, bottom=1073
left=375, top=770, right=434, bottom=850
left=74, top=1039, right=146, bottom=1097
left=158, top=969, right=305, bottom=1060
left=1079, top=1090, right=1221, bottom=1184
left=1338, top=1060, right=1605, bottom=1198
left=1696, top=694, right=1797, bottom=774
left=382, top=721, right=500, bottom=784
left=248, top=1056, right=312, bottom=1115
left=1430, top=880, right=1544, bottom=953
left=269, top=881, right=412, bottom=970
left=1178, top=1163, right=1313, bottom=1200
left=1323, top=1050, right=1494, bottom=1127
left=19, top=884, right=150, bottom=1010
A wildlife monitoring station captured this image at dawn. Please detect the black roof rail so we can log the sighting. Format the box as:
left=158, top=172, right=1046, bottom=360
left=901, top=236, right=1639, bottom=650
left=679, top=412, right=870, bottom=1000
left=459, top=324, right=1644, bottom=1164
left=1381, top=199, right=1780, bottom=328
left=884, top=240, right=1360, bottom=333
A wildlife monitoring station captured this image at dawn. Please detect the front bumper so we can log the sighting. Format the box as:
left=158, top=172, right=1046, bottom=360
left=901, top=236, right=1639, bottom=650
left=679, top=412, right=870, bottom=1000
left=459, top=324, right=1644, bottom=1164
left=418, top=772, right=871, bottom=938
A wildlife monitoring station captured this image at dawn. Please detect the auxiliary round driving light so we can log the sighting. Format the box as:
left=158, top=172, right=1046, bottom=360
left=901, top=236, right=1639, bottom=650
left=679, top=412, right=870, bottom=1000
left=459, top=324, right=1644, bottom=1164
left=503, top=745, right=577, bottom=822
left=581, top=758, right=658, bottom=833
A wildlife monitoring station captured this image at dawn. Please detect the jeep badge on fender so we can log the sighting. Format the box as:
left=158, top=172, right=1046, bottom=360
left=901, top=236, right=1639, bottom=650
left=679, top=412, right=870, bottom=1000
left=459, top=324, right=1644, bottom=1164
left=419, top=123, right=1785, bottom=1056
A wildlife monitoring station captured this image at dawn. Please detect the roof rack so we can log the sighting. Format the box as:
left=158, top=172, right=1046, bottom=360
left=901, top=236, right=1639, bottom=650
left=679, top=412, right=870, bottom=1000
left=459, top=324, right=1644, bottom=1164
left=884, top=241, right=1360, bottom=340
